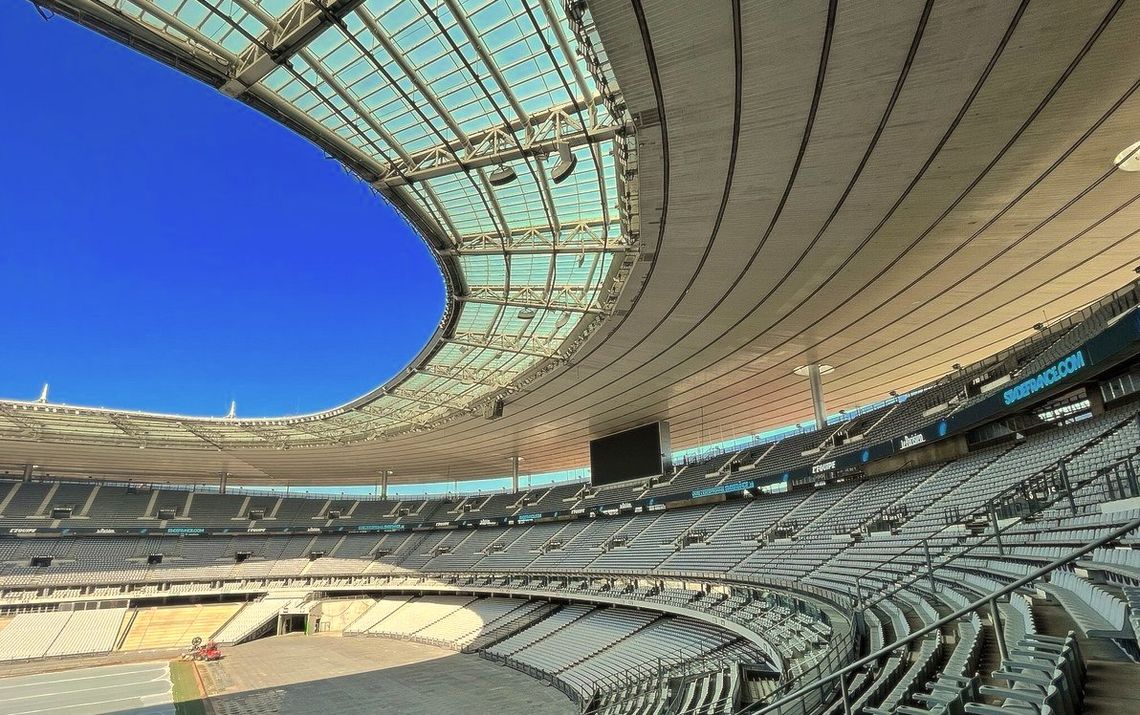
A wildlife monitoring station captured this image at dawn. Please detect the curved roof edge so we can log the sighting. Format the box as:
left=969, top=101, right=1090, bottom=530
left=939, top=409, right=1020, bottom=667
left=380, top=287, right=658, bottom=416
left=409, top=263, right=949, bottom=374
left=4, top=0, right=641, bottom=451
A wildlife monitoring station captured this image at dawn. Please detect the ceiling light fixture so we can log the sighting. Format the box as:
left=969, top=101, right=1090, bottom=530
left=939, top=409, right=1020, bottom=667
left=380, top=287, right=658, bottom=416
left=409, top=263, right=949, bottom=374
left=488, top=164, right=517, bottom=186
left=1113, top=140, right=1140, bottom=171
left=551, top=142, right=577, bottom=184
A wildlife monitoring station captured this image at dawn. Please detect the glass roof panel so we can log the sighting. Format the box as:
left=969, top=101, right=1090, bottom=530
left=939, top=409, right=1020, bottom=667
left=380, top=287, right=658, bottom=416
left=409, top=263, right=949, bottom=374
left=21, top=0, right=632, bottom=447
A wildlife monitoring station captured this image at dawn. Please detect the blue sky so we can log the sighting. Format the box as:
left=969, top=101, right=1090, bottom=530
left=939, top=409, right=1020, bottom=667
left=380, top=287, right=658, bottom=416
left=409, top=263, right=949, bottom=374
left=0, top=3, right=445, bottom=417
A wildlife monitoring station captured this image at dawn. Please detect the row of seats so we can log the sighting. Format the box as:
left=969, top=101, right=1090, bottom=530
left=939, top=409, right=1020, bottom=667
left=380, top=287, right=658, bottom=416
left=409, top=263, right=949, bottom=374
left=0, top=607, right=126, bottom=661
left=0, top=399, right=1138, bottom=712
left=6, top=291, right=1130, bottom=534
left=212, top=596, right=299, bottom=644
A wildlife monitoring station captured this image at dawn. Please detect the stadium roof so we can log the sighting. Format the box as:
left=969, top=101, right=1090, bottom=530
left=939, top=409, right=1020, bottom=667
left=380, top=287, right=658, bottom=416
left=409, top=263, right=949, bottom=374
left=3, top=0, right=1139, bottom=485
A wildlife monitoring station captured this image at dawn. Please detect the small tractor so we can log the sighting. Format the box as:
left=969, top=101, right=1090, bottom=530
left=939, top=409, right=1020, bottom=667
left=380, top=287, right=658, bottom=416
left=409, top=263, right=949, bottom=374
left=181, top=636, right=223, bottom=661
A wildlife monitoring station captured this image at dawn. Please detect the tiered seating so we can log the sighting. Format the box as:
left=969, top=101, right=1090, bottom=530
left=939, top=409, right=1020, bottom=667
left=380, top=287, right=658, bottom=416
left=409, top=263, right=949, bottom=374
left=501, top=606, right=658, bottom=685
left=343, top=595, right=413, bottom=634
left=367, top=595, right=476, bottom=638
left=487, top=603, right=595, bottom=657
left=119, top=603, right=241, bottom=650
left=558, top=616, right=737, bottom=699
left=45, top=608, right=128, bottom=657
left=0, top=611, right=71, bottom=661
left=968, top=632, right=1087, bottom=715
left=1040, top=569, right=1128, bottom=638
left=409, top=597, right=544, bottom=650
left=0, top=608, right=127, bottom=661
left=212, top=596, right=299, bottom=644
left=588, top=508, right=706, bottom=571
left=0, top=295, right=1136, bottom=715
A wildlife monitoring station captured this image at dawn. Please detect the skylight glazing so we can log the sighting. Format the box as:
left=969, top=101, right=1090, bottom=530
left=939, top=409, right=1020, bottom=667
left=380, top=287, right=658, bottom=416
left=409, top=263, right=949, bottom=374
left=4, top=0, right=637, bottom=450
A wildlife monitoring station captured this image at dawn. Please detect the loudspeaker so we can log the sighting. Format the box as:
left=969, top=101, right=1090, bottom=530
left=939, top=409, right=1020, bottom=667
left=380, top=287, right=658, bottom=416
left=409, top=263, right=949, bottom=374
left=484, top=398, right=505, bottom=420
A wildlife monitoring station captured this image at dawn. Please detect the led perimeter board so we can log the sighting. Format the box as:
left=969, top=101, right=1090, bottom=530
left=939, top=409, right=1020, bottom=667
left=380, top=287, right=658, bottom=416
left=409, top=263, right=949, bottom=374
left=589, top=422, right=672, bottom=487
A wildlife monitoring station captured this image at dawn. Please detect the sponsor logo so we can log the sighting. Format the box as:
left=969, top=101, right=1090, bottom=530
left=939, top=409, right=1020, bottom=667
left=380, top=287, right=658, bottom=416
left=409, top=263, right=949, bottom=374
left=618, top=502, right=633, bottom=510
left=478, top=519, right=498, bottom=526
left=647, top=503, right=666, bottom=512
left=692, top=480, right=755, bottom=499
left=8, top=528, right=36, bottom=534
left=434, top=522, right=451, bottom=528
left=1003, top=351, right=1086, bottom=406
left=247, top=528, right=266, bottom=533
left=899, top=433, right=926, bottom=450
left=812, top=461, right=836, bottom=475
left=517, top=513, right=539, bottom=523
left=570, top=507, right=585, bottom=515
left=95, top=529, right=116, bottom=535
left=165, top=527, right=204, bottom=535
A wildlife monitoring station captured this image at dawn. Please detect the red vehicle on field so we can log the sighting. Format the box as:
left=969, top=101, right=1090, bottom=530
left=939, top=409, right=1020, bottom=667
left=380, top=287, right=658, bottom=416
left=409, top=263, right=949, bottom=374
left=181, top=637, right=223, bottom=661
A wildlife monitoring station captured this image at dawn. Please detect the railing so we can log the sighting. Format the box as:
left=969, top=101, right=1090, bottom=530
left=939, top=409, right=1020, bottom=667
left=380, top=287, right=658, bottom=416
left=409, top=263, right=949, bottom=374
left=0, top=473, right=592, bottom=503
left=737, top=428, right=1139, bottom=713
left=855, top=444, right=1140, bottom=611
left=584, top=648, right=742, bottom=715
left=842, top=412, right=1137, bottom=603
left=739, top=513, right=1140, bottom=714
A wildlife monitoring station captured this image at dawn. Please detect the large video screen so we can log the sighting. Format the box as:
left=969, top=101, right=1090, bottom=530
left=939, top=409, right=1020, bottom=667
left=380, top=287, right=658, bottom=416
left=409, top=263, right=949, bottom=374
left=589, top=422, right=671, bottom=487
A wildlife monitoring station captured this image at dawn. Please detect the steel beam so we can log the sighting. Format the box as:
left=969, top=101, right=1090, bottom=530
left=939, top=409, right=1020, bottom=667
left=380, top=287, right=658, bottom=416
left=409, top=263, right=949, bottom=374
left=448, top=334, right=562, bottom=360
left=220, top=0, right=367, bottom=97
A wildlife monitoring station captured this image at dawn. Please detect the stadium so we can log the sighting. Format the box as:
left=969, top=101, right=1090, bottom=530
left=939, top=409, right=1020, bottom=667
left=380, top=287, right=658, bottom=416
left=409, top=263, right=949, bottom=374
left=2, top=0, right=1140, bottom=713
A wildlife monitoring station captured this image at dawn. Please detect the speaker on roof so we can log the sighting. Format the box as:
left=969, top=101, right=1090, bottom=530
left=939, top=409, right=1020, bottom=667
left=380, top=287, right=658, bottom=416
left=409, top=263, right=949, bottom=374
left=484, top=398, right=505, bottom=420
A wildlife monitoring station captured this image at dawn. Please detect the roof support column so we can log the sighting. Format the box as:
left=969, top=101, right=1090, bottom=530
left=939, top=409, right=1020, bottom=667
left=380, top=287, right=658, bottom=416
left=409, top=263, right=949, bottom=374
left=22, top=464, right=33, bottom=483
left=794, top=364, right=833, bottom=430
left=510, top=456, right=521, bottom=493
left=808, top=364, right=827, bottom=430
left=218, top=471, right=229, bottom=496
left=380, top=469, right=392, bottom=500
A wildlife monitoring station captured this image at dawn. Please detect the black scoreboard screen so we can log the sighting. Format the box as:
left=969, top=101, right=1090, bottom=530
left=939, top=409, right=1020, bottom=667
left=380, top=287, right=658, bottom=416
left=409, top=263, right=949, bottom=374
left=589, top=422, right=672, bottom=487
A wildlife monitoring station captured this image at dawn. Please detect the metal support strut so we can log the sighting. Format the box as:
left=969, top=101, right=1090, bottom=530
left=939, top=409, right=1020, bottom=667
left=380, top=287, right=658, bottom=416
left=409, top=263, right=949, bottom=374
left=923, top=538, right=937, bottom=594
left=807, top=364, right=827, bottom=429
left=990, top=598, right=1009, bottom=662
left=989, top=506, right=1004, bottom=555
left=1057, top=463, right=1079, bottom=516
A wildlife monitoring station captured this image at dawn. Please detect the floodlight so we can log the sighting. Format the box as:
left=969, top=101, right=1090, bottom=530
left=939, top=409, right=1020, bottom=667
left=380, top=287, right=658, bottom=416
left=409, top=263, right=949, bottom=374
left=551, top=142, right=577, bottom=184
left=488, top=164, right=517, bottom=186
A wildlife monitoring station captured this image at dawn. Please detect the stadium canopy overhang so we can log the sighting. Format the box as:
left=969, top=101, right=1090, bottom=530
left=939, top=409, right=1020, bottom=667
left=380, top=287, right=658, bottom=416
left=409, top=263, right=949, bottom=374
left=3, top=0, right=1140, bottom=486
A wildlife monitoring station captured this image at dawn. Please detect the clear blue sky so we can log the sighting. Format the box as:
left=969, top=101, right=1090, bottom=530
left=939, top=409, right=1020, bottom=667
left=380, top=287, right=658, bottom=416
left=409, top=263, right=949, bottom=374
left=0, top=3, right=445, bottom=417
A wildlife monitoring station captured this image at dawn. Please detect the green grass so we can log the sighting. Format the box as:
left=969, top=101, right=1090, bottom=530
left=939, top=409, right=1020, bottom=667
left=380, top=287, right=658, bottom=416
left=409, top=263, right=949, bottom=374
left=169, top=660, right=208, bottom=715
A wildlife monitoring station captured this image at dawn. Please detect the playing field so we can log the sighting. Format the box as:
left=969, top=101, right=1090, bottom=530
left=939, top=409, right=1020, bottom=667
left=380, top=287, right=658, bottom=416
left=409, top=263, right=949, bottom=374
left=0, top=661, right=175, bottom=715
left=199, top=634, right=575, bottom=715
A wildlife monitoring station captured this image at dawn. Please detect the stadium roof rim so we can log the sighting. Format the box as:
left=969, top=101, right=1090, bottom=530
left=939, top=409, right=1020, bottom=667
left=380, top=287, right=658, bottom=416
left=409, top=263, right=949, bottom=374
left=8, top=0, right=641, bottom=447
left=10, top=1, right=1140, bottom=486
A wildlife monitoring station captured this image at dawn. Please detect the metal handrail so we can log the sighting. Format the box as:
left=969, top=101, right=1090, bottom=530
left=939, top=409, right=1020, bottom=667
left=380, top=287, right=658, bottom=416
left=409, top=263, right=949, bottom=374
left=741, top=513, right=1140, bottom=714
left=860, top=448, right=1139, bottom=610
left=847, top=412, right=1135, bottom=598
